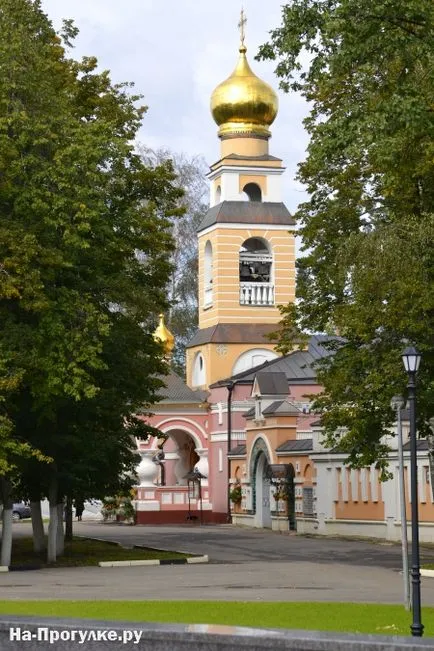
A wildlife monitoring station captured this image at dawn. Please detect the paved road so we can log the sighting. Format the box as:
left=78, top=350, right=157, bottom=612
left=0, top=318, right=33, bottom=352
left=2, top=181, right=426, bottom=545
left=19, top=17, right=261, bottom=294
left=68, top=521, right=434, bottom=569
left=4, top=559, right=434, bottom=604
left=4, top=522, right=434, bottom=604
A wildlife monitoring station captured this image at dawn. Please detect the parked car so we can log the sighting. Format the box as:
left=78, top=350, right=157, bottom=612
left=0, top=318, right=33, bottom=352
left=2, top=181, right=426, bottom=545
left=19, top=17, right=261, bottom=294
left=12, top=502, right=31, bottom=521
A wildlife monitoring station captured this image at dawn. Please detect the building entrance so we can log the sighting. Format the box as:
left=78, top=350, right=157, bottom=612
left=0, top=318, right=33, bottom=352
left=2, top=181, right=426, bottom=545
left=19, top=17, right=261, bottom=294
left=254, top=452, right=272, bottom=528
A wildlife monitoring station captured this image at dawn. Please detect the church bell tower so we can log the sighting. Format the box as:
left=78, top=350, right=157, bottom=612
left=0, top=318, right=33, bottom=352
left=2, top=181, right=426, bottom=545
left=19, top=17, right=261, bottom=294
left=186, top=12, right=296, bottom=389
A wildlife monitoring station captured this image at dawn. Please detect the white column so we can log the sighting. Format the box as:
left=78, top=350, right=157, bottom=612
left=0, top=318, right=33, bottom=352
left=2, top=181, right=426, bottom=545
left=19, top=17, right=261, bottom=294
left=371, top=466, right=379, bottom=502
left=419, top=465, right=426, bottom=503
left=342, top=468, right=348, bottom=501
left=325, top=466, right=334, bottom=518
left=350, top=469, right=358, bottom=501
left=221, top=171, right=243, bottom=201
left=332, top=467, right=339, bottom=502
left=361, top=469, right=368, bottom=502
left=263, top=173, right=282, bottom=202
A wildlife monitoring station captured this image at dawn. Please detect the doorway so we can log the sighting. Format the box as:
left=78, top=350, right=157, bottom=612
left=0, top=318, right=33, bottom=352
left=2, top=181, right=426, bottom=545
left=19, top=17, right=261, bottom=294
left=254, top=452, right=271, bottom=528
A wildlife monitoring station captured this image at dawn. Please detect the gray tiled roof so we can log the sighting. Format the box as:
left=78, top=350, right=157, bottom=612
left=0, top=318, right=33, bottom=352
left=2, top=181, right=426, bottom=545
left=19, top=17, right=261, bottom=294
left=254, top=372, right=288, bottom=396
left=197, top=201, right=295, bottom=233
left=403, top=439, right=429, bottom=451
left=262, top=400, right=300, bottom=416
left=243, top=406, right=255, bottom=419
left=187, top=323, right=277, bottom=348
left=228, top=444, right=247, bottom=457
left=211, top=335, right=340, bottom=387
left=156, top=371, right=208, bottom=404
left=276, top=439, right=313, bottom=453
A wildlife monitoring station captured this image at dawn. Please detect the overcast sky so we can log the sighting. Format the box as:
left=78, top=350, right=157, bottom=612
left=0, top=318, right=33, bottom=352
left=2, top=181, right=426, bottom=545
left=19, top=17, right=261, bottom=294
left=40, top=0, right=309, bottom=214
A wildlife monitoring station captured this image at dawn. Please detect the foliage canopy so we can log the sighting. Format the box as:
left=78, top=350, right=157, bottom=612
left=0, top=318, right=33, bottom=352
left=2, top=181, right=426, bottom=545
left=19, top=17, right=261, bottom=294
left=259, top=0, right=434, bottom=471
left=0, top=0, right=181, bottom=502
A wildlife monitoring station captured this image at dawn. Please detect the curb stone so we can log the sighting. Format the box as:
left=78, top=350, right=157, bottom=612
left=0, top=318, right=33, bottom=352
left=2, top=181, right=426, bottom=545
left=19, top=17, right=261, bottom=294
left=421, top=569, right=434, bottom=578
left=98, top=555, right=209, bottom=567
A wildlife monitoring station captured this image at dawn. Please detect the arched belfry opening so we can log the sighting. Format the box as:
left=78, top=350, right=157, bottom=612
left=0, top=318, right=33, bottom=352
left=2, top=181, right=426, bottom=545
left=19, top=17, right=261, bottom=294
left=239, top=237, right=273, bottom=306
left=243, top=182, right=262, bottom=202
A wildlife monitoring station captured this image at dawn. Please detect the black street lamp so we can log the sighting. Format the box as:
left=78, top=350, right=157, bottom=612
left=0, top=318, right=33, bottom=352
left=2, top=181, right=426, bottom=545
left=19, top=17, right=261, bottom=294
left=225, top=380, right=235, bottom=524
left=402, top=345, right=423, bottom=637
left=220, top=378, right=240, bottom=523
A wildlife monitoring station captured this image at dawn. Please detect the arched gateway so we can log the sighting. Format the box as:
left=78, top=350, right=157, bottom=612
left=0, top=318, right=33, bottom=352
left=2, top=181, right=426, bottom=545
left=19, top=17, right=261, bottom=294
left=254, top=452, right=272, bottom=527
left=250, top=438, right=272, bottom=528
left=249, top=437, right=296, bottom=530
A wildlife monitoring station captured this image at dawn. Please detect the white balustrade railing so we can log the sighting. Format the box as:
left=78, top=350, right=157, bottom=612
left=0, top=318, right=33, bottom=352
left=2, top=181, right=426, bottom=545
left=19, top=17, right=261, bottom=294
left=239, top=282, right=274, bottom=306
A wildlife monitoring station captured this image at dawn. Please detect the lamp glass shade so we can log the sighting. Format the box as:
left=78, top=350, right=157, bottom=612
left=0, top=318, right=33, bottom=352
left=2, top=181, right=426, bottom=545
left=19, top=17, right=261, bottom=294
left=402, top=346, right=421, bottom=373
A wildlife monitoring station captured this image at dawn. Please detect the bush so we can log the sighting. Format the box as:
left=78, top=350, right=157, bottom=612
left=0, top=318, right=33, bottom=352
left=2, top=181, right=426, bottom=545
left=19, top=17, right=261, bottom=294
left=229, top=484, right=242, bottom=504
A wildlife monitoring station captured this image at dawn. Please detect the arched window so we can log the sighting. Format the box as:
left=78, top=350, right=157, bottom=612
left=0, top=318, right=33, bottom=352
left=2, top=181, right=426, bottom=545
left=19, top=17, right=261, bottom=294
left=204, top=241, right=213, bottom=307
left=232, top=348, right=278, bottom=375
left=192, top=352, right=206, bottom=387
left=239, top=238, right=274, bottom=305
left=243, top=182, right=262, bottom=202
left=215, top=185, right=222, bottom=203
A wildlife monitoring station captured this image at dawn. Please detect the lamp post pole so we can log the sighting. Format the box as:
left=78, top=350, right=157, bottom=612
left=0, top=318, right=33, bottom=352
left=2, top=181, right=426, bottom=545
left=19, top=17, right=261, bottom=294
left=391, top=396, right=410, bottom=610
left=402, top=346, right=423, bottom=638
left=226, top=381, right=235, bottom=523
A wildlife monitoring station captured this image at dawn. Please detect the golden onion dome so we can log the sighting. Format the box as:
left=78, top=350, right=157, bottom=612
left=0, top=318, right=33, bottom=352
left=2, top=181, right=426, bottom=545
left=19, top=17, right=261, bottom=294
left=153, top=314, right=175, bottom=356
left=210, top=43, right=278, bottom=138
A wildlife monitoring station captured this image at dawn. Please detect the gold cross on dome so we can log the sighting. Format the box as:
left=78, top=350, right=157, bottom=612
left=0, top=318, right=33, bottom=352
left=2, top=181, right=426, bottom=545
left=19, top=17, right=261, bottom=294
left=238, top=8, right=247, bottom=46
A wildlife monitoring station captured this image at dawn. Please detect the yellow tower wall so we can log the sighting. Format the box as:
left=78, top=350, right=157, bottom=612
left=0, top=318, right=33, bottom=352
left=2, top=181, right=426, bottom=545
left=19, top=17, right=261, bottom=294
left=220, top=135, right=270, bottom=158
left=186, top=340, right=279, bottom=389
left=198, top=225, right=295, bottom=330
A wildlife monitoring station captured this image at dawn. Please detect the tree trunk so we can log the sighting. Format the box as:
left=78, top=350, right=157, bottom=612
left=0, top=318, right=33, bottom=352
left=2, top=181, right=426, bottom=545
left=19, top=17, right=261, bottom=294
left=0, top=478, right=13, bottom=568
left=56, top=502, right=65, bottom=556
left=30, top=501, right=45, bottom=553
left=64, top=495, right=73, bottom=542
left=47, top=478, right=58, bottom=564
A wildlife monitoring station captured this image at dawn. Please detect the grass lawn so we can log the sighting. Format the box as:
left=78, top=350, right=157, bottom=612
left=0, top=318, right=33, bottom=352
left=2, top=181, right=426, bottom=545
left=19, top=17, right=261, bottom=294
left=0, top=601, right=433, bottom=636
left=422, top=564, right=434, bottom=570
left=10, top=537, right=190, bottom=568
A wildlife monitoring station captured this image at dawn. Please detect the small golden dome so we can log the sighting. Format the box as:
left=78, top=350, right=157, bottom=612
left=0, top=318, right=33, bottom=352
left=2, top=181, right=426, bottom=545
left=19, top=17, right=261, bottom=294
left=210, top=43, right=278, bottom=139
left=153, top=314, right=175, bottom=356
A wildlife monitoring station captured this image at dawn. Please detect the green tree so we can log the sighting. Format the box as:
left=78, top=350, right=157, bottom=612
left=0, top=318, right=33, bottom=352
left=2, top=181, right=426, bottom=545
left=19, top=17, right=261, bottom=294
left=139, top=147, right=208, bottom=376
left=259, top=0, right=434, bottom=472
left=0, top=0, right=182, bottom=561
